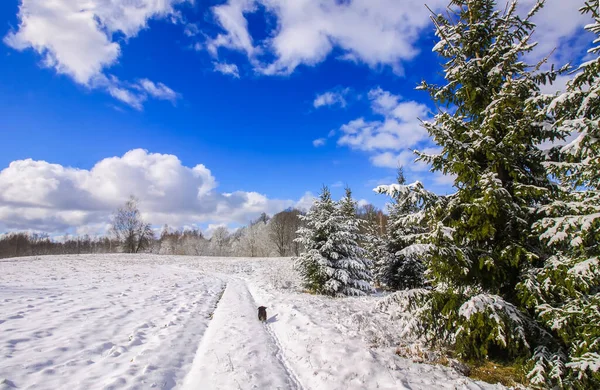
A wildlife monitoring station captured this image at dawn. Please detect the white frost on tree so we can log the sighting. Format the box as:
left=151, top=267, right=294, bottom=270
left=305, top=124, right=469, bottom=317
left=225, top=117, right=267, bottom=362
left=294, top=186, right=373, bottom=297
left=233, top=221, right=273, bottom=257
left=395, top=0, right=559, bottom=368
left=209, top=226, right=231, bottom=257
left=372, top=173, right=440, bottom=290
left=110, top=196, right=154, bottom=253
left=521, top=2, right=600, bottom=386
left=337, top=187, right=374, bottom=295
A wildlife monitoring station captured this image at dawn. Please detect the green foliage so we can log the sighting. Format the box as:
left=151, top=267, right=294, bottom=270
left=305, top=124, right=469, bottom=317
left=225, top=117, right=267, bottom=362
left=368, top=1, right=600, bottom=386
left=413, top=0, right=556, bottom=365
left=419, top=0, right=552, bottom=298
left=373, top=177, right=440, bottom=290
left=454, top=294, right=531, bottom=361
left=518, top=1, right=600, bottom=386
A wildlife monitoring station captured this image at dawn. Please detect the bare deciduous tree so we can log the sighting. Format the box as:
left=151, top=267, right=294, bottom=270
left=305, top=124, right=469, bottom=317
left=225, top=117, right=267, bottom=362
left=110, top=196, right=154, bottom=253
left=269, top=208, right=304, bottom=256
left=234, top=221, right=272, bottom=257
left=269, top=212, right=288, bottom=256
left=210, top=226, right=230, bottom=256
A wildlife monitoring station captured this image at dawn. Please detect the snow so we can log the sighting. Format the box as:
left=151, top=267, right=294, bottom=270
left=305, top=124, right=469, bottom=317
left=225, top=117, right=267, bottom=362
left=0, top=255, right=225, bottom=390
left=458, top=294, right=529, bottom=349
left=459, top=295, right=523, bottom=325
left=182, top=277, right=299, bottom=389
left=566, top=352, right=600, bottom=373
left=568, top=257, right=599, bottom=277
left=398, top=244, right=434, bottom=257
left=1, top=255, right=508, bottom=389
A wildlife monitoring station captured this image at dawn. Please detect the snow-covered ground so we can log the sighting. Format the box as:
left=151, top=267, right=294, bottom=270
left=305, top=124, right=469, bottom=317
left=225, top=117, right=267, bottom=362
left=0, top=255, right=507, bottom=390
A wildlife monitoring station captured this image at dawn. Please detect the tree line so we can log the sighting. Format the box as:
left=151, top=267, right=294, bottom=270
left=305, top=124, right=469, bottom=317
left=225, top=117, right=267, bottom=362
left=0, top=196, right=386, bottom=260
left=0, top=232, right=119, bottom=259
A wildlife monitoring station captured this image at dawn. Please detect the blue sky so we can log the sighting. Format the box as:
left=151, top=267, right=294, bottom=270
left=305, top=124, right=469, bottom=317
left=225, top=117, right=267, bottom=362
left=0, top=0, right=590, bottom=235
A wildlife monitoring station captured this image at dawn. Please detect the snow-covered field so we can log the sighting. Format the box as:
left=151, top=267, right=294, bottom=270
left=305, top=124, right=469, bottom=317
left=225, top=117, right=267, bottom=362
left=0, top=255, right=506, bottom=390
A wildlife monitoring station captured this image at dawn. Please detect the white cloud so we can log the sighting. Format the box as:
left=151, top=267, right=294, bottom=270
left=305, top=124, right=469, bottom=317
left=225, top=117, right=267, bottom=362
left=214, top=62, right=241, bottom=78
left=313, top=89, right=349, bottom=108
left=331, top=181, right=344, bottom=188
left=4, top=0, right=119, bottom=85
left=539, top=74, right=571, bottom=95
left=312, top=138, right=326, bottom=147
left=136, top=79, right=179, bottom=103
left=75, top=223, right=112, bottom=238
left=518, top=0, right=589, bottom=65
left=432, top=172, right=457, bottom=186
left=4, top=0, right=184, bottom=107
left=184, top=23, right=200, bottom=37
left=207, top=0, right=449, bottom=75
left=537, top=129, right=581, bottom=152
left=107, top=84, right=146, bottom=111
left=295, top=191, right=316, bottom=212
left=337, top=88, right=430, bottom=153
left=203, top=223, right=231, bottom=239
left=370, top=151, right=413, bottom=169
left=320, top=88, right=440, bottom=174
left=207, top=0, right=258, bottom=57
left=0, top=149, right=301, bottom=234
left=6, top=0, right=590, bottom=94
left=369, top=149, right=433, bottom=171
left=357, top=199, right=370, bottom=208
left=100, top=76, right=179, bottom=110
left=202, top=0, right=589, bottom=78
left=365, top=176, right=395, bottom=188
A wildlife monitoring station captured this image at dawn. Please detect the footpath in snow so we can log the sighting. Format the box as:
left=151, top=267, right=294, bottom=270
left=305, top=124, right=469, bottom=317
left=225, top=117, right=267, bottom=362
left=183, top=257, right=506, bottom=390
left=182, top=277, right=301, bottom=390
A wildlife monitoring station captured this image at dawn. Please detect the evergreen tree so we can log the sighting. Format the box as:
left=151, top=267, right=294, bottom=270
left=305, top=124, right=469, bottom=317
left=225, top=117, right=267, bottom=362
left=373, top=167, right=438, bottom=290
left=337, top=187, right=374, bottom=295
left=365, top=222, right=390, bottom=288
left=294, top=186, right=338, bottom=294
left=370, top=168, right=406, bottom=289
left=294, top=186, right=373, bottom=296
left=520, top=2, right=600, bottom=386
left=414, top=0, right=557, bottom=361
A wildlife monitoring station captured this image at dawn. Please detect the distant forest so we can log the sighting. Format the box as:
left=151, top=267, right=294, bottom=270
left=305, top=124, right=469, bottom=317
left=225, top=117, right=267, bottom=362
left=0, top=202, right=387, bottom=260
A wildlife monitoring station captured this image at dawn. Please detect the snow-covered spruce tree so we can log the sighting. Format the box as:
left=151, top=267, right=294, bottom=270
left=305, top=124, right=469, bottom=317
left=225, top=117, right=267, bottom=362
left=415, top=0, right=558, bottom=361
left=337, top=187, right=374, bottom=295
left=373, top=168, right=439, bottom=290
left=519, top=2, right=600, bottom=387
left=370, top=168, right=407, bottom=289
left=294, top=187, right=337, bottom=293
left=364, top=220, right=390, bottom=289
left=294, top=186, right=373, bottom=296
